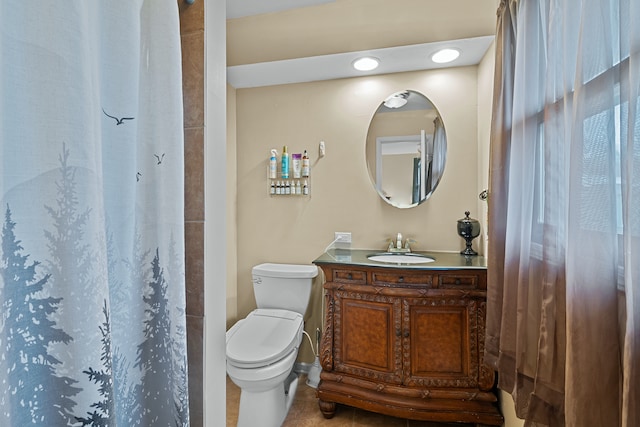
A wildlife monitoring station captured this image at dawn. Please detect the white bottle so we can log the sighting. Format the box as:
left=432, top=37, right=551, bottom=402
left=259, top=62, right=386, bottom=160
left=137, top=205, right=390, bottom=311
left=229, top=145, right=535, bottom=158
left=269, top=149, right=278, bottom=179
left=292, top=153, right=302, bottom=178
left=296, top=180, right=301, bottom=195
left=303, top=180, right=309, bottom=195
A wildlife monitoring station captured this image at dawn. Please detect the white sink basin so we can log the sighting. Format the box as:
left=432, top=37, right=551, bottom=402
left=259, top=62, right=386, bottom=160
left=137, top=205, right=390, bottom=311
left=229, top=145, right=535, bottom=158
left=367, top=253, right=435, bottom=264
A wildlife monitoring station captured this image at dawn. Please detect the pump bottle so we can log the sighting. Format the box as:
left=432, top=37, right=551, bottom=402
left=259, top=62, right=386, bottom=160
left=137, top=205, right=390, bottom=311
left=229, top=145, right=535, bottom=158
left=281, top=146, right=289, bottom=179
left=302, top=150, right=310, bottom=177
left=269, top=149, right=278, bottom=179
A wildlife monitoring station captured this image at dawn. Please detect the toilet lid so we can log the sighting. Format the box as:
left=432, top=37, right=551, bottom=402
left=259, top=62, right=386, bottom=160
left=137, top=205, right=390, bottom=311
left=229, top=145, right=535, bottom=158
left=226, top=309, right=303, bottom=368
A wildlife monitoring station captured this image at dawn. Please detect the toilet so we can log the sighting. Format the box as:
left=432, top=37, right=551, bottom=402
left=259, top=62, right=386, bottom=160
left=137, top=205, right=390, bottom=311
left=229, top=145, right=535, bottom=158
left=226, top=263, right=318, bottom=427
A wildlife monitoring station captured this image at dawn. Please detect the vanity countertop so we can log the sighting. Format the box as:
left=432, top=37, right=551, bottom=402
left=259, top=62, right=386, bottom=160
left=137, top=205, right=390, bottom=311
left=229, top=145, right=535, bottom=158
left=314, top=249, right=486, bottom=270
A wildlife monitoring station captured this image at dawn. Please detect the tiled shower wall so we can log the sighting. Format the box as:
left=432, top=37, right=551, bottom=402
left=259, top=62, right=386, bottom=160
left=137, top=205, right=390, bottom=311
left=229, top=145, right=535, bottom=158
left=179, top=1, right=205, bottom=426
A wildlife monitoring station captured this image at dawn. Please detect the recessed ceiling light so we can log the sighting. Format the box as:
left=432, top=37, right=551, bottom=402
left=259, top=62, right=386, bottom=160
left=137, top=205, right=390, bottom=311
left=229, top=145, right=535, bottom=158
left=352, top=57, right=379, bottom=71
left=431, top=48, right=461, bottom=64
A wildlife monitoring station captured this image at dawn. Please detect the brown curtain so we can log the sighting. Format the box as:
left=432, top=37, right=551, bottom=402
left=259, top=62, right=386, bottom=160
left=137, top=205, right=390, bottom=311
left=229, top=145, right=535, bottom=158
left=485, top=0, right=640, bottom=426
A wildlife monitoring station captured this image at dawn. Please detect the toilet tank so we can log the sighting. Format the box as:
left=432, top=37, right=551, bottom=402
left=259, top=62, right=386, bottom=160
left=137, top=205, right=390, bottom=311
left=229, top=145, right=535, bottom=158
left=252, top=263, right=318, bottom=315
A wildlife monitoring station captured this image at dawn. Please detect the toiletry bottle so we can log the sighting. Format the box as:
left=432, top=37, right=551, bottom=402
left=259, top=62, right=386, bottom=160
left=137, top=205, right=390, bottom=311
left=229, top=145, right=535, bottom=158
left=296, top=180, right=301, bottom=195
left=292, top=153, right=302, bottom=178
left=285, top=181, right=291, bottom=195
left=270, top=181, right=275, bottom=195
left=303, top=179, right=309, bottom=195
left=276, top=181, right=281, bottom=195
left=302, top=150, right=310, bottom=177
left=269, top=149, right=278, bottom=179
left=281, top=146, right=289, bottom=179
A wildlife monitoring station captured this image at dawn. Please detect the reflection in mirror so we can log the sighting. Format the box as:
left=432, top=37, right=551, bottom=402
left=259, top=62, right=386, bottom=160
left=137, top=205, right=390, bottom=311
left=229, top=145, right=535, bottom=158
left=366, top=90, right=446, bottom=208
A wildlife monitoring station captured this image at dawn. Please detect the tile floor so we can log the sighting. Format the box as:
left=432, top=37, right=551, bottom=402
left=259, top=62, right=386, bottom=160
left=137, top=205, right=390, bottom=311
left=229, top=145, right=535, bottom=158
left=226, top=374, right=473, bottom=427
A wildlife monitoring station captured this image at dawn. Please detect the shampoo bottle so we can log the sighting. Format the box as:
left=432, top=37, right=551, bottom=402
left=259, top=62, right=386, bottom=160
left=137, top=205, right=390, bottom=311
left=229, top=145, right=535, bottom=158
left=281, top=146, right=289, bottom=179
left=292, top=153, right=302, bottom=178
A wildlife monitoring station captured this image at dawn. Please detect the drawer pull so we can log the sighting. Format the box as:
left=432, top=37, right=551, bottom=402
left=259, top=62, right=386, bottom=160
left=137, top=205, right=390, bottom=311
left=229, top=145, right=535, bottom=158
left=403, top=330, right=410, bottom=338
left=439, top=275, right=477, bottom=288
left=398, top=276, right=404, bottom=283
left=395, top=328, right=402, bottom=337
left=347, top=273, right=353, bottom=280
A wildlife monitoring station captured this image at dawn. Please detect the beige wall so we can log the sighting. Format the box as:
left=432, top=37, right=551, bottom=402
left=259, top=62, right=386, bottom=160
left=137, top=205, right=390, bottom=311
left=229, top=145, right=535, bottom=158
left=230, top=65, right=483, bottom=362
left=477, top=42, right=494, bottom=261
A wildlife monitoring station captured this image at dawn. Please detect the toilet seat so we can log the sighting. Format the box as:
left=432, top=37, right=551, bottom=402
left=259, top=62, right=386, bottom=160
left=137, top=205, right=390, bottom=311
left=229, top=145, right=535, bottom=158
left=226, top=309, right=303, bottom=369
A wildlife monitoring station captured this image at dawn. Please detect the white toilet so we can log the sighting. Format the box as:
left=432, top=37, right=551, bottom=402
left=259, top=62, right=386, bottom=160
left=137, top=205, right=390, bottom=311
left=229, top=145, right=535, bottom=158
left=226, top=263, right=318, bottom=427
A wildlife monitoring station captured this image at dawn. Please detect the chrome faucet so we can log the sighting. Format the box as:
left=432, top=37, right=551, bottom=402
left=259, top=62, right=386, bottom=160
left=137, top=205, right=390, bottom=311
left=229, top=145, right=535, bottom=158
left=388, top=233, right=412, bottom=252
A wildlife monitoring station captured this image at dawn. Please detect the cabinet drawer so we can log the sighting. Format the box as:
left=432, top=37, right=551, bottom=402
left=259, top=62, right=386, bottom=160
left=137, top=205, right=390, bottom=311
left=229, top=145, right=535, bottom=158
left=439, top=274, right=478, bottom=289
left=372, top=271, right=432, bottom=286
left=332, top=269, right=367, bottom=284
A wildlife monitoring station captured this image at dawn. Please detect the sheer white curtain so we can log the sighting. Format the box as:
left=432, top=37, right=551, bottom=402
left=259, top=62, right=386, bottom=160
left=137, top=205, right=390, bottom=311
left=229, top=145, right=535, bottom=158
left=0, top=1, right=189, bottom=426
left=486, top=0, right=639, bottom=425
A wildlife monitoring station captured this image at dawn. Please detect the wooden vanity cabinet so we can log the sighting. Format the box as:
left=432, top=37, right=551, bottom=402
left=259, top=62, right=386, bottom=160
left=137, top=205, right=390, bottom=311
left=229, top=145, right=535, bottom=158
left=315, top=263, right=503, bottom=426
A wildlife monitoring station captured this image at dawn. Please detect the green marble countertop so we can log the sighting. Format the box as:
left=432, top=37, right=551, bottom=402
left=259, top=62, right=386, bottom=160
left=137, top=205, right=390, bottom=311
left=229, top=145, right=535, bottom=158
left=313, top=249, right=487, bottom=270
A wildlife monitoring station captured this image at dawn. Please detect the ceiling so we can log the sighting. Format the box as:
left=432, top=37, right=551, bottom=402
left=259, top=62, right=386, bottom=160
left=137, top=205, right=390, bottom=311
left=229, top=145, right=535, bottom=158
left=226, top=0, right=498, bottom=88
left=227, top=0, right=336, bottom=20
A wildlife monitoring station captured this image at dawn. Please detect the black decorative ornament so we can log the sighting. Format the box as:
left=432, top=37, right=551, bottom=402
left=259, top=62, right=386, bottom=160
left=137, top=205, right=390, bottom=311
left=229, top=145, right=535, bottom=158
left=457, top=211, right=481, bottom=256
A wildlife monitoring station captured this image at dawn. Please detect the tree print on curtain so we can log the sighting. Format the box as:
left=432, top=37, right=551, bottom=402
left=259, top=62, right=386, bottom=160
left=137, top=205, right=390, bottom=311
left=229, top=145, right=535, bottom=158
left=0, top=146, right=189, bottom=426
left=0, top=207, right=81, bottom=425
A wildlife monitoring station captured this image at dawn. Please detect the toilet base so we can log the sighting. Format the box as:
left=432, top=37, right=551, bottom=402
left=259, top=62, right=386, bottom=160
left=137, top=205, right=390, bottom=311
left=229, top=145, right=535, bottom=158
left=236, top=372, right=299, bottom=427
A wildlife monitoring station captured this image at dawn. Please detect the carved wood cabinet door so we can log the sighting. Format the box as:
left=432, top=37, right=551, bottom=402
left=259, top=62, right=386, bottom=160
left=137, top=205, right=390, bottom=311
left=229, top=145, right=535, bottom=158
left=332, top=288, right=403, bottom=384
left=402, top=297, right=480, bottom=389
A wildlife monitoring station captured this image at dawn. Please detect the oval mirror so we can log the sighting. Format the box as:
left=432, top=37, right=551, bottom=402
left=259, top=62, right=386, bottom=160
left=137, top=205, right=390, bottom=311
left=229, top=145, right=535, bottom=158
left=366, top=90, right=447, bottom=208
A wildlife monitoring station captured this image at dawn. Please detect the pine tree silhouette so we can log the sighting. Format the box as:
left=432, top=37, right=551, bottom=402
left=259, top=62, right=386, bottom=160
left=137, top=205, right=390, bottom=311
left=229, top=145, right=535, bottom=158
left=44, top=143, right=100, bottom=371
left=135, top=249, right=176, bottom=426
left=75, top=300, right=115, bottom=426
left=121, top=231, right=151, bottom=348
left=172, top=306, right=189, bottom=427
left=104, top=229, right=143, bottom=426
left=112, top=347, right=142, bottom=426
left=168, top=234, right=190, bottom=427
left=0, top=205, right=80, bottom=425
left=174, top=361, right=189, bottom=427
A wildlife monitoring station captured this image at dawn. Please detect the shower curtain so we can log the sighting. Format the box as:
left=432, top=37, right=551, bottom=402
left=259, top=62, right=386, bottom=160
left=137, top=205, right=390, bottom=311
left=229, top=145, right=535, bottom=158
left=0, top=1, right=189, bottom=426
